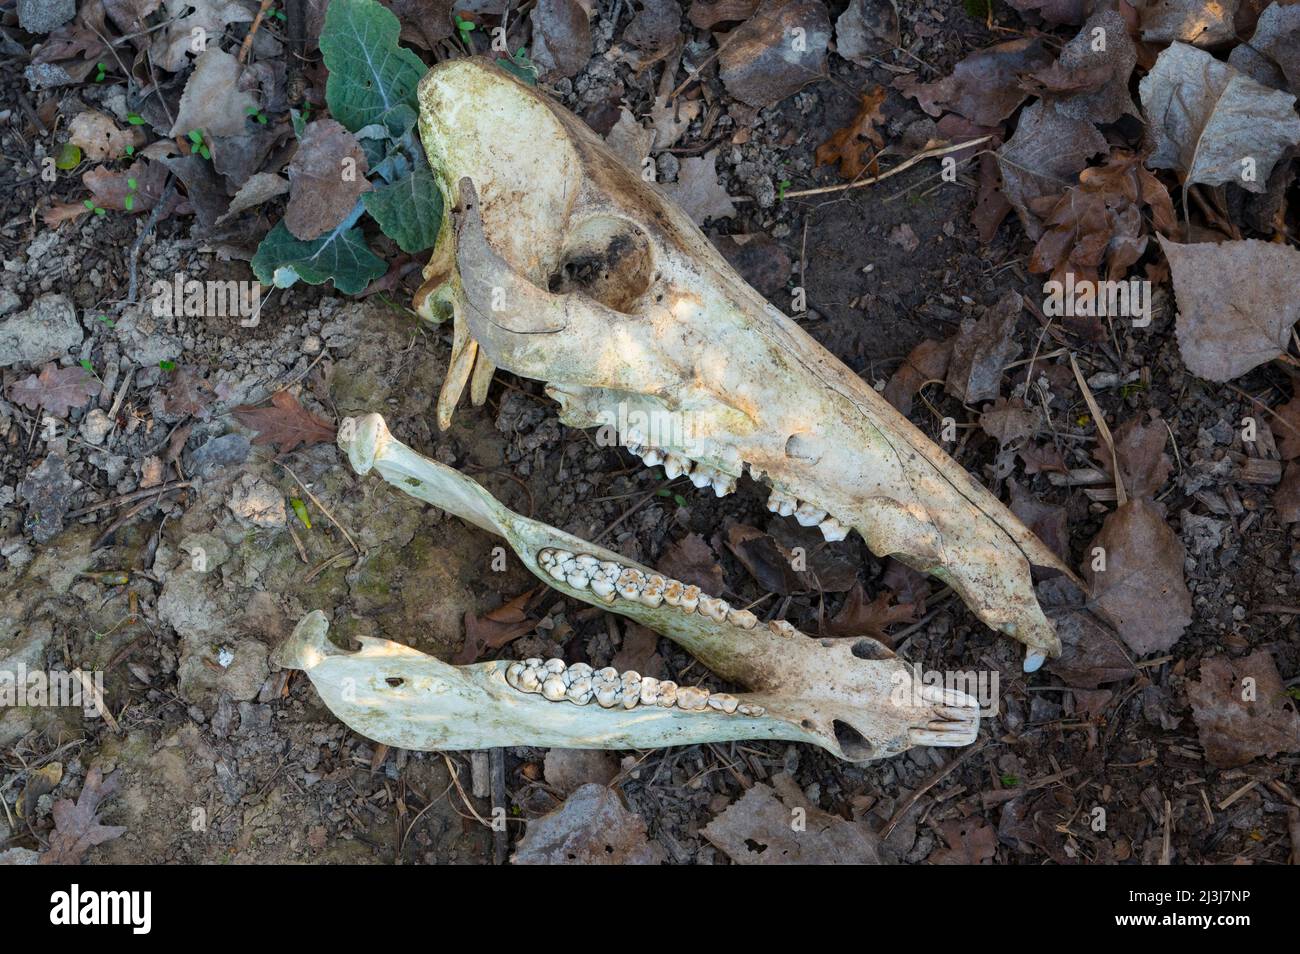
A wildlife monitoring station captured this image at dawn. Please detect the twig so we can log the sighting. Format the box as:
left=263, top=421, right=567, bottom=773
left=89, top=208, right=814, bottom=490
left=238, top=0, right=278, bottom=64
left=66, top=480, right=194, bottom=519
left=277, top=461, right=361, bottom=554
left=1069, top=351, right=1127, bottom=507
left=126, top=178, right=176, bottom=303
left=737, top=137, right=991, bottom=203
left=882, top=741, right=987, bottom=839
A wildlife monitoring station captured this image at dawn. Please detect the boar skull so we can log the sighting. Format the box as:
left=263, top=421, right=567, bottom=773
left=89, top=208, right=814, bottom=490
left=413, top=58, right=1077, bottom=668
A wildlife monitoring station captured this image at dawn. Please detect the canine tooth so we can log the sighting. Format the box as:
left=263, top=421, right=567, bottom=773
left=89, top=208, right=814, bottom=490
left=506, top=662, right=525, bottom=687
left=663, top=454, right=690, bottom=478
left=727, top=608, right=758, bottom=629
left=616, top=568, right=647, bottom=600
left=818, top=516, right=849, bottom=542
left=1023, top=649, right=1046, bottom=673
left=768, top=619, right=797, bottom=638
left=698, top=595, right=730, bottom=622
left=710, top=473, right=735, bottom=497
left=676, top=686, right=709, bottom=710
left=795, top=502, right=827, bottom=526
left=590, top=577, right=617, bottom=601
left=640, top=447, right=664, bottom=466
left=737, top=703, right=766, bottom=717
left=708, top=692, right=739, bottom=713
left=639, top=575, right=666, bottom=607
left=679, top=585, right=700, bottom=613
left=689, top=465, right=716, bottom=489
left=566, top=570, right=590, bottom=589
left=656, top=681, right=678, bottom=707
left=542, top=675, right=567, bottom=701
left=639, top=677, right=660, bottom=705
left=662, top=579, right=684, bottom=605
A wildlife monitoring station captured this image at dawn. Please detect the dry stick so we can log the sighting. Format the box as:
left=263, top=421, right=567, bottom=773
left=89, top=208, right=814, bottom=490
left=67, top=480, right=194, bottom=519
left=277, top=461, right=361, bottom=554
left=238, top=0, right=278, bottom=64
left=881, top=740, right=988, bottom=840
left=736, top=137, right=992, bottom=204
left=490, top=747, right=509, bottom=865
left=1069, top=351, right=1127, bottom=508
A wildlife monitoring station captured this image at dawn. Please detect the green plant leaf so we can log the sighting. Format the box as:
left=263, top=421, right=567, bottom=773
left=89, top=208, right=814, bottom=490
left=320, top=0, right=425, bottom=135
left=252, top=220, right=386, bottom=295
left=362, top=154, right=443, bottom=253
left=55, top=143, right=81, bottom=170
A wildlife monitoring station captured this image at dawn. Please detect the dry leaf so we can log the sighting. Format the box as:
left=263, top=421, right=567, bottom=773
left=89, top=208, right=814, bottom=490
left=1274, top=461, right=1300, bottom=522
left=215, top=171, right=290, bottom=225
left=813, top=86, right=886, bottom=181
left=724, top=523, right=808, bottom=595
left=42, top=202, right=90, bottom=227
left=154, top=0, right=257, bottom=72
left=1038, top=577, right=1136, bottom=688
left=603, top=107, right=654, bottom=172
left=655, top=533, right=725, bottom=596
left=19, top=451, right=77, bottom=544
left=945, top=289, right=1023, bottom=404
left=285, top=119, right=372, bottom=241
left=1229, top=2, right=1300, bottom=96
left=717, top=0, right=830, bottom=110
left=454, top=589, right=539, bottom=664
left=928, top=817, right=997, bottom=864
left=824, top=583, right=918, bottom=644
left=542, top=750, right=619, bottom=795
left=896, top=38, right=1052, bottom=126
left=1140, top=0, right=1238, bottom=47
left=647, top=93, right=701, bottom=151
left=661, top=149, right=736, bottom=225
left=84, top=158, right=170, bottom=213
left=980, top=396, right=1040, bottom=447
left=1008, top=479, right=1068, bottom=565
left=1139, top=42, right=1300, bottom=198
left=163, top=366, right=217, bottom=419
left=884, top=339, right=950, bottom=416
left=703, top=774, right=883, bottom=864
left=1005, top=0, right=1087, bottom=24
left=382, top=0, right=456, bottom=51
left=1023, top=10, right=1138, bottom=125
left=1093, top=412, right=1172, bottom=500
left=997, top=100, right=1106, bottom=241
left=7, top=364, right=99, bottom=416
left=688, top=0, right=758, bottom=29
left=168, top=47, right=259, bottom=139
left=68, top=109, right=143, bottom=161
left=834, top=0, right=899, bottom=68
left=232, top=389, right=336, bottom=452
left=1276, top=394, right=1300, bottom=460
left=531, top=0, right=592, bottom=80
left=39, top=767, right=127, bottom=865
left=1160, top=236, right=1300, bottom=382
left=1188, top=650, right=1300, bottom=768
left=512, top=783, right=663, bottom=864
left=1082, top=499, right=1192, bottom=655
left=621, top=0, right=682, bottom=70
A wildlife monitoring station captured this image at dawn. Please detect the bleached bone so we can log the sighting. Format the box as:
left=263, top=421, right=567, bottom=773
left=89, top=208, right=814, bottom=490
left=277, top=412, right=980, bottom=761
left=412, top=59, right=1078, bottom=667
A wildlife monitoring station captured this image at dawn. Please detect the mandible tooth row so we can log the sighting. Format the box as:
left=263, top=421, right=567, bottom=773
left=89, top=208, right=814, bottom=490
left=765, top=490, right=851, bottom=542
left=504, top=657, right=764, bottom=716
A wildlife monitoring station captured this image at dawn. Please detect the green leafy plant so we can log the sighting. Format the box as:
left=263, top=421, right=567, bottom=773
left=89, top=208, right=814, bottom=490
left=83, top=198, right=107, bottom=216
left=126, top=113, right=146, bottom=126
left=252, top=0, right=443, bottom=295
left=245, top=105, right=269, bottom=125
left=455, top=14, right=476, bottom=46
left=123, top=176, right=138, bottom=212
left=93, top=62, right=107, bottom=82
left=186, top=129, right=211, bottom=160
left=159, top=359, right=177, bottom=372
left=498, top=46, right=537, bottom=85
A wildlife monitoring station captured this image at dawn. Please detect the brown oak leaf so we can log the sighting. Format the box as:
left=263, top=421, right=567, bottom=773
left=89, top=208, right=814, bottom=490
left=1188, top=650, right=1300, bottom=768
left=824, top=583, right=918, bottom=645
left=233, top=390, right=336, bottom=452
left=454, top=589, right=540, bottom=664
left=40, top=767, right=127, bottom=865
left=285, top=119, right=371, bottom=241
left=6, top=364, right=99, bottom=417
left=814, top=86, right=886, bottom=181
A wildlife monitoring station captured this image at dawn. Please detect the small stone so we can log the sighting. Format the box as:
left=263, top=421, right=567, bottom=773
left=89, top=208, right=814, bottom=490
left=227, top=473, right=286, bottom=528
left=78, top=408, right=113, bottom=445
left=0, top=294, right=82, bottom=367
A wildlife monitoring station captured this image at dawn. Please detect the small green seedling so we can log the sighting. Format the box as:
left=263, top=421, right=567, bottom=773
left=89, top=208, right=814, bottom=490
left=126, top=113, right=146, bottom=126
left=124, top=176, right=138, bottom=212
left=187, top=129, right=211, bottom=160
left=93, top=62, right=107, bottom=82
left=245, top=105, right=269, bottom=125
left=95, top=314, right=115, bottom=328
left=83, top=198, right=107, bottom=216
left=455, top=14, right=476, bottom=46
left=290, top=497, right=312, bottom=529
left=777, top=178, right=791, bottom=202
left=159, top=359, right=177, bottom=372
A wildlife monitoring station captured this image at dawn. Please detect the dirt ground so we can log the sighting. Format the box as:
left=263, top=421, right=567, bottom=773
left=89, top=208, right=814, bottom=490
left=1, top=0, right=1298, bottom=865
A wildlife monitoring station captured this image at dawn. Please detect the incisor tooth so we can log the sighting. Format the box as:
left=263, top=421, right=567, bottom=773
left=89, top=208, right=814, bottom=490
left=767, top=491, right=796, bottom=517
left=795, top=502, right=827, bottom=526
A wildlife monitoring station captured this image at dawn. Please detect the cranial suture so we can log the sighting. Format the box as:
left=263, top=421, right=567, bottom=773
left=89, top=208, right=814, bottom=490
left=279, top=57, right=1073, bottom=761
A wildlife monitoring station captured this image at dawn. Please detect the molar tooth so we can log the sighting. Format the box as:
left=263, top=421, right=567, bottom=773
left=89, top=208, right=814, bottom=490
left=599, top=561, right=622, bottom=577
left=615, top=568, right=647, bottom=600
left=590, top=577, right=616, bottom=601
left=546, top=562, right=568, bottom=581
left=518, top=669, right=542, bottom=693
left=663, top=454, right=690, bottom=478
left=639, top=677, right=660, bottom=705
left=679, top=585, right=700, bottom=613
left=662, top=579, right=684, bottom=605
left=640, top=447, right=664, bottom=466
left=656, top=681, right=678, bottom=707
left=676, top=686, right=710, bottom=711
left=566, top=680, right=593, bottom=705
left=818, top=516, right=849, bottom=542
left=568, top=663, right=593, bottom=680
left=541, top=675, right=567, bottom=701
left=768, top=619, right=797, bottom=638
left=595, top=686, right=619, bottom=708
left=566, top=570, right=590, bottom=589
left=574, top=554, right=600, bottom=571
left=620, top=671, right=642, bottom=708
left=524, top=658, right=543, bottom=668
left=710, top=473, right=736, bottom=497
left=595, top=667, right=619, bottom=685
left=538, top=548, right=557, bottom=567
left=544, top=658, right=566, bottom=674
left=506, top=662, right=525, bottom=688
left=737, top=703, right=766, bottom=717
left=767, top=491, right=796, bottom=517
left=698, top=595, right=730, bottom=622
left=689, top=465, right=716, bottom=489
left=795, top=502, right=827, bottom=526
left=707, top=692, right=739, bottom=713
left=639, top=574, right=666, bottom=607
left=727, top=608, right=758, bottom=629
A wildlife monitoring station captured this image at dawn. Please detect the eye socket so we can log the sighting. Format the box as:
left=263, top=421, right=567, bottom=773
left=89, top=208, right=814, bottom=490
left=546, top=216, right=653, bottom=314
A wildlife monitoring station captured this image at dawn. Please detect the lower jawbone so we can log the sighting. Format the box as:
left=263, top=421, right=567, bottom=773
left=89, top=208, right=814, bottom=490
left=413, top=58, right=1079, bottom=668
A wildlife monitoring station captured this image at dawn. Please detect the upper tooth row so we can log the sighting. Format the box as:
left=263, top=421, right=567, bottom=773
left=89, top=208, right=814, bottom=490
left=504, top=657, right=766, bottom=716
left=766, top=491, right=849, bottom=542
left=624, top=433, right=737, bottom=497
left=536, top=547, right=799, bottom=641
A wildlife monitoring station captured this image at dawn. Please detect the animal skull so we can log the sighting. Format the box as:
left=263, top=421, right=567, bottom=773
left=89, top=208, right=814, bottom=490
left=412, top=58, right=1077, bottom=669
left=273, top=414, right=980, bottom=761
